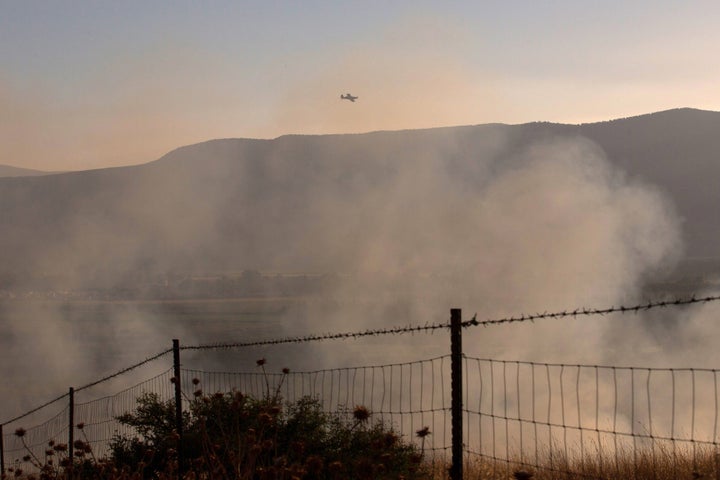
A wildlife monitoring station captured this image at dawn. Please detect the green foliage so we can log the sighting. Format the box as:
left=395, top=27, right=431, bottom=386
left=109, top=392, right=191, bottom=476
left=107, top=384, right=430, bottom=479
left=115, top=392, right=182, bottom=442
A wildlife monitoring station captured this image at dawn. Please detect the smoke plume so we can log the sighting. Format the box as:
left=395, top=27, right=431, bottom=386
left=0, top=133, right=683, bottom=422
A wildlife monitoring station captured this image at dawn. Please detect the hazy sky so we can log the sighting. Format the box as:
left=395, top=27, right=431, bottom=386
left=2, top=0, right=720, bottom=170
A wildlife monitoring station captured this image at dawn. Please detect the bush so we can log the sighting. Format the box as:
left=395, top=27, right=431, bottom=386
left=107, top=376, right=430, bottom=479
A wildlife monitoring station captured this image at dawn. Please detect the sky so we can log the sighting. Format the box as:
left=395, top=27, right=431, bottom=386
left=2, top=0, right=720, bottom=171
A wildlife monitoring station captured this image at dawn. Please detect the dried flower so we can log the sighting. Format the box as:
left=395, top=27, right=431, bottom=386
left=76, top=422, right=84, bottom=430
left=383, top=432, right=398, bottom=447
left=14, top=428, right=26, bottom=438
left=282, top=367, right=290, bottom=374
left=416, top=426, right=431, bottom=438
left=353, top=405, right=370, bottom=422
left=192, top=377, right=200, bottom=385
left=256, top=358, right=266, bottom=366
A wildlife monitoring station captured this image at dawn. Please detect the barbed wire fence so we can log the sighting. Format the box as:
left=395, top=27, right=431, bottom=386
left=2, top=294, right=720, bottom=479
left=464, top=358, right=720, bottom=479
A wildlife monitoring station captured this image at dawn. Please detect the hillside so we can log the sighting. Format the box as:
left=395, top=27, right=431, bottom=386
left=0, top=108, right=717, bottom=290
left=0, top=164, right=52, bottom=177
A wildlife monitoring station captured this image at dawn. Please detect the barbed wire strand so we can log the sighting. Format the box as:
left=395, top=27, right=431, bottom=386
left=181, top=321, right=450, bottom=350
left=1, top=392, right=69, bottom=427
left=5, top=293, right=720, bottom=426
left=2, top=348, right=173, bottom=426
left=182, top=294, right=720, bottom=352
left=75, top=348, right=173, bottom=392
left=463, top=293, right=720, bottom=328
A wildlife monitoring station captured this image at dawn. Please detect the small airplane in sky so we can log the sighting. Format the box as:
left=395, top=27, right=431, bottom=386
left=340, top=93, right=358, bottom=102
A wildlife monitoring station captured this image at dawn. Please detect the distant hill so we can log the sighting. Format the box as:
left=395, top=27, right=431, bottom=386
left=0, top=108, right=718, bottom=288
left=0, top=164, right=52, bottom=177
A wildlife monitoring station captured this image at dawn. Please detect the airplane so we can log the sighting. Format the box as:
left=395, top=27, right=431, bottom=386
left=340, top=93, right=358, bottom=102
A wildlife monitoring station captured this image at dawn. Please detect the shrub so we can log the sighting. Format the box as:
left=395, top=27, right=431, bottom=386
left=107, top=379, right=430, bottom=479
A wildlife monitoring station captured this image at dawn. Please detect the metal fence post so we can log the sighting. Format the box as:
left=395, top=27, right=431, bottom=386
left=450, top=308, right=463, bottom=480
left=172, top=339, right=183, bottom=479
left=1, top=424, right=5, bottom=476
left=68, top=387, right=74, bottom=473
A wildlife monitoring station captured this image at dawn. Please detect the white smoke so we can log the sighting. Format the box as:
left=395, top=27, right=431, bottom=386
left=0, top=133, right=684, bottom=428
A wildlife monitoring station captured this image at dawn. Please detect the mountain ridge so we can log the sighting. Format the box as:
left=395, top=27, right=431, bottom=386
left=0, top=108, right=718, bottom=288
left=4, top=107, right=715, bottom=175
left=0, top=164, right=54, bottom=178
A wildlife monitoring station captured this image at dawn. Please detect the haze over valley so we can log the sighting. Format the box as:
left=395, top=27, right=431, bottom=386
left=2, top=106, right=720, bottom=426
left=0, top=108, right=716, bottom=297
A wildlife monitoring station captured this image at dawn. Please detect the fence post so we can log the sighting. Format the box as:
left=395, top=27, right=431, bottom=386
left=450, top=308, right=463, bottom=480
left=68, top=387, right=74, bottom=474
left=172, top=339, right=183, bottom=479
left=1, top=424, right=5, bottom=476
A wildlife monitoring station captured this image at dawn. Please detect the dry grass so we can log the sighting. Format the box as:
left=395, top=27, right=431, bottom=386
left=456, top=445, right=720, bottom=479
left=7, top=440, right=720, bottom=479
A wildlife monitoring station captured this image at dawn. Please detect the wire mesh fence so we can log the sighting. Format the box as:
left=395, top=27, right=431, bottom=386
left=180, top=355, right=453, bottom=460
left=4, top=295, right=720, bottom=479
left=464, top=357, right=720, bottom=478
left=1, top=369, right=176, bottom=472
left=9, top=356, right=720, bottom=478
left=1, top=397, right=68, bottom=472
left=73, top=368, right=176, bottom=459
